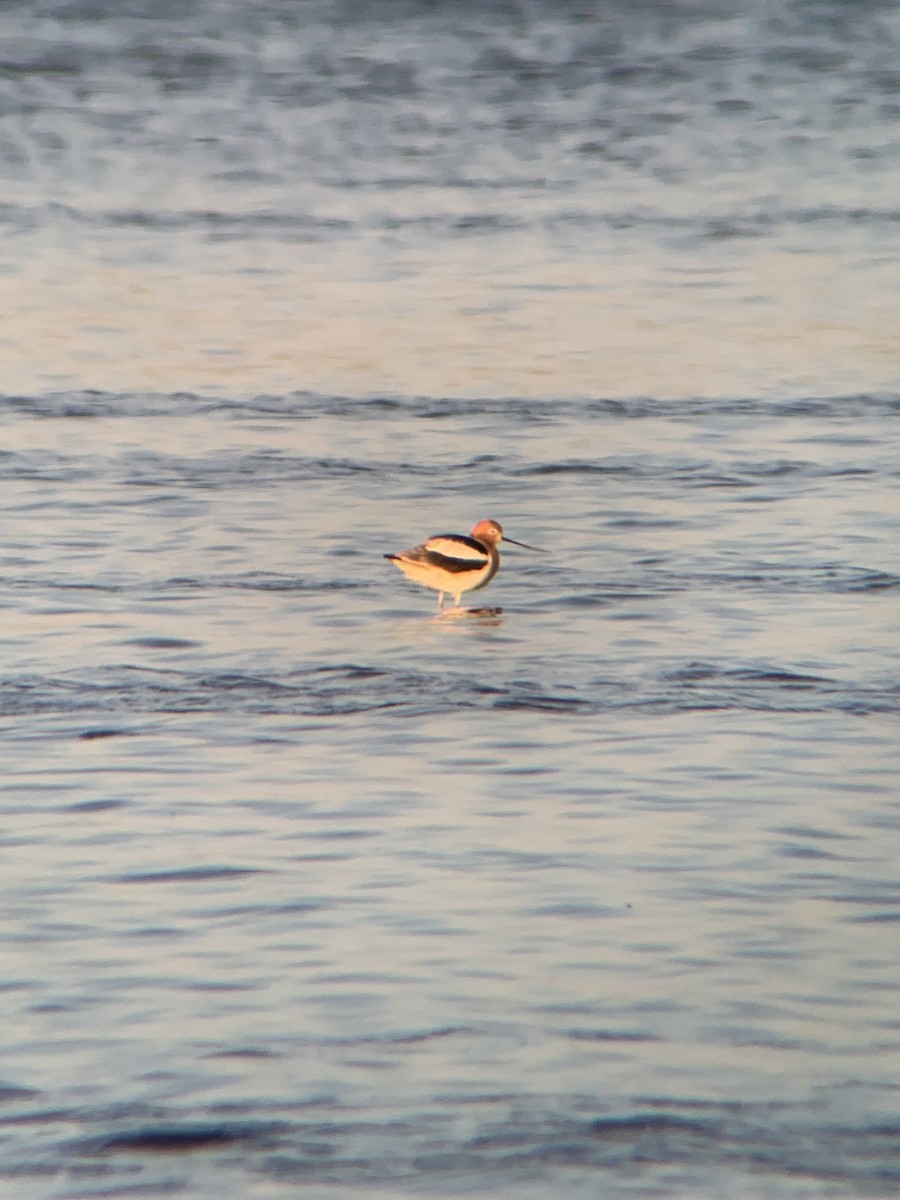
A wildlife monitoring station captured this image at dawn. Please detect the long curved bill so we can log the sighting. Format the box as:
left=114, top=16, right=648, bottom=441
left=503, top=536, right=546, bottom=552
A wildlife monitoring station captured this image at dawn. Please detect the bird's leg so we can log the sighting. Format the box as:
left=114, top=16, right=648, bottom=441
left=437, top=592, right=444, bottom=611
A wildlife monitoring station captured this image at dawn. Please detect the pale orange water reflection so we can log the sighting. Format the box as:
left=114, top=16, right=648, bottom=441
left=6, top=240, right=898, bottom=399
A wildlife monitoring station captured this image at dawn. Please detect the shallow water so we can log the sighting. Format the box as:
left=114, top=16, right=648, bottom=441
left=2, top=2, right=900, bottom=1198
left=4, top=0, right=900, bottom=399
left=2, top=391, right=898, bottom=1199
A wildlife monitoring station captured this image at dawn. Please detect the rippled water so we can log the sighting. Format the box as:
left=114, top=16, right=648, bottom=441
left=2, top=2, right=900, bottom=1197
left=4, top=0, right=900, bottom=398
left=2, top=391, right=898, bottom=1199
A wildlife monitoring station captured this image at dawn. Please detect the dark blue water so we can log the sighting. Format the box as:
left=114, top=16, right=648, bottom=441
left=1, top=3, right=900, bottom=1198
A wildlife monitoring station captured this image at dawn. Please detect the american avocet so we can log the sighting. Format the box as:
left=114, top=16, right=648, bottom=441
left=385, top=518, right=544, bottom=612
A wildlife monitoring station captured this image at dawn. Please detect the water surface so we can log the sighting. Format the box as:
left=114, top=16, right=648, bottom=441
left=1, top=2, right=900, bottom=1197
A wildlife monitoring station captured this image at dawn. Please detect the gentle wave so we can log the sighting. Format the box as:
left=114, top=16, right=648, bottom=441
left=3, top=390, right=900, bottom=421
left=1, top=663, right=896, bottom=720
left=3, top=1092, right=898, bottom=1194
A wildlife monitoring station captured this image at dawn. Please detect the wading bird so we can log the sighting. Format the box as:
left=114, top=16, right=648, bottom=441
left=385, top=518, right=544, bottom=612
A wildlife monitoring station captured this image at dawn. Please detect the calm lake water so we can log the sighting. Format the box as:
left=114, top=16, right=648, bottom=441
left=1, top=2, right=899, bottom=1198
